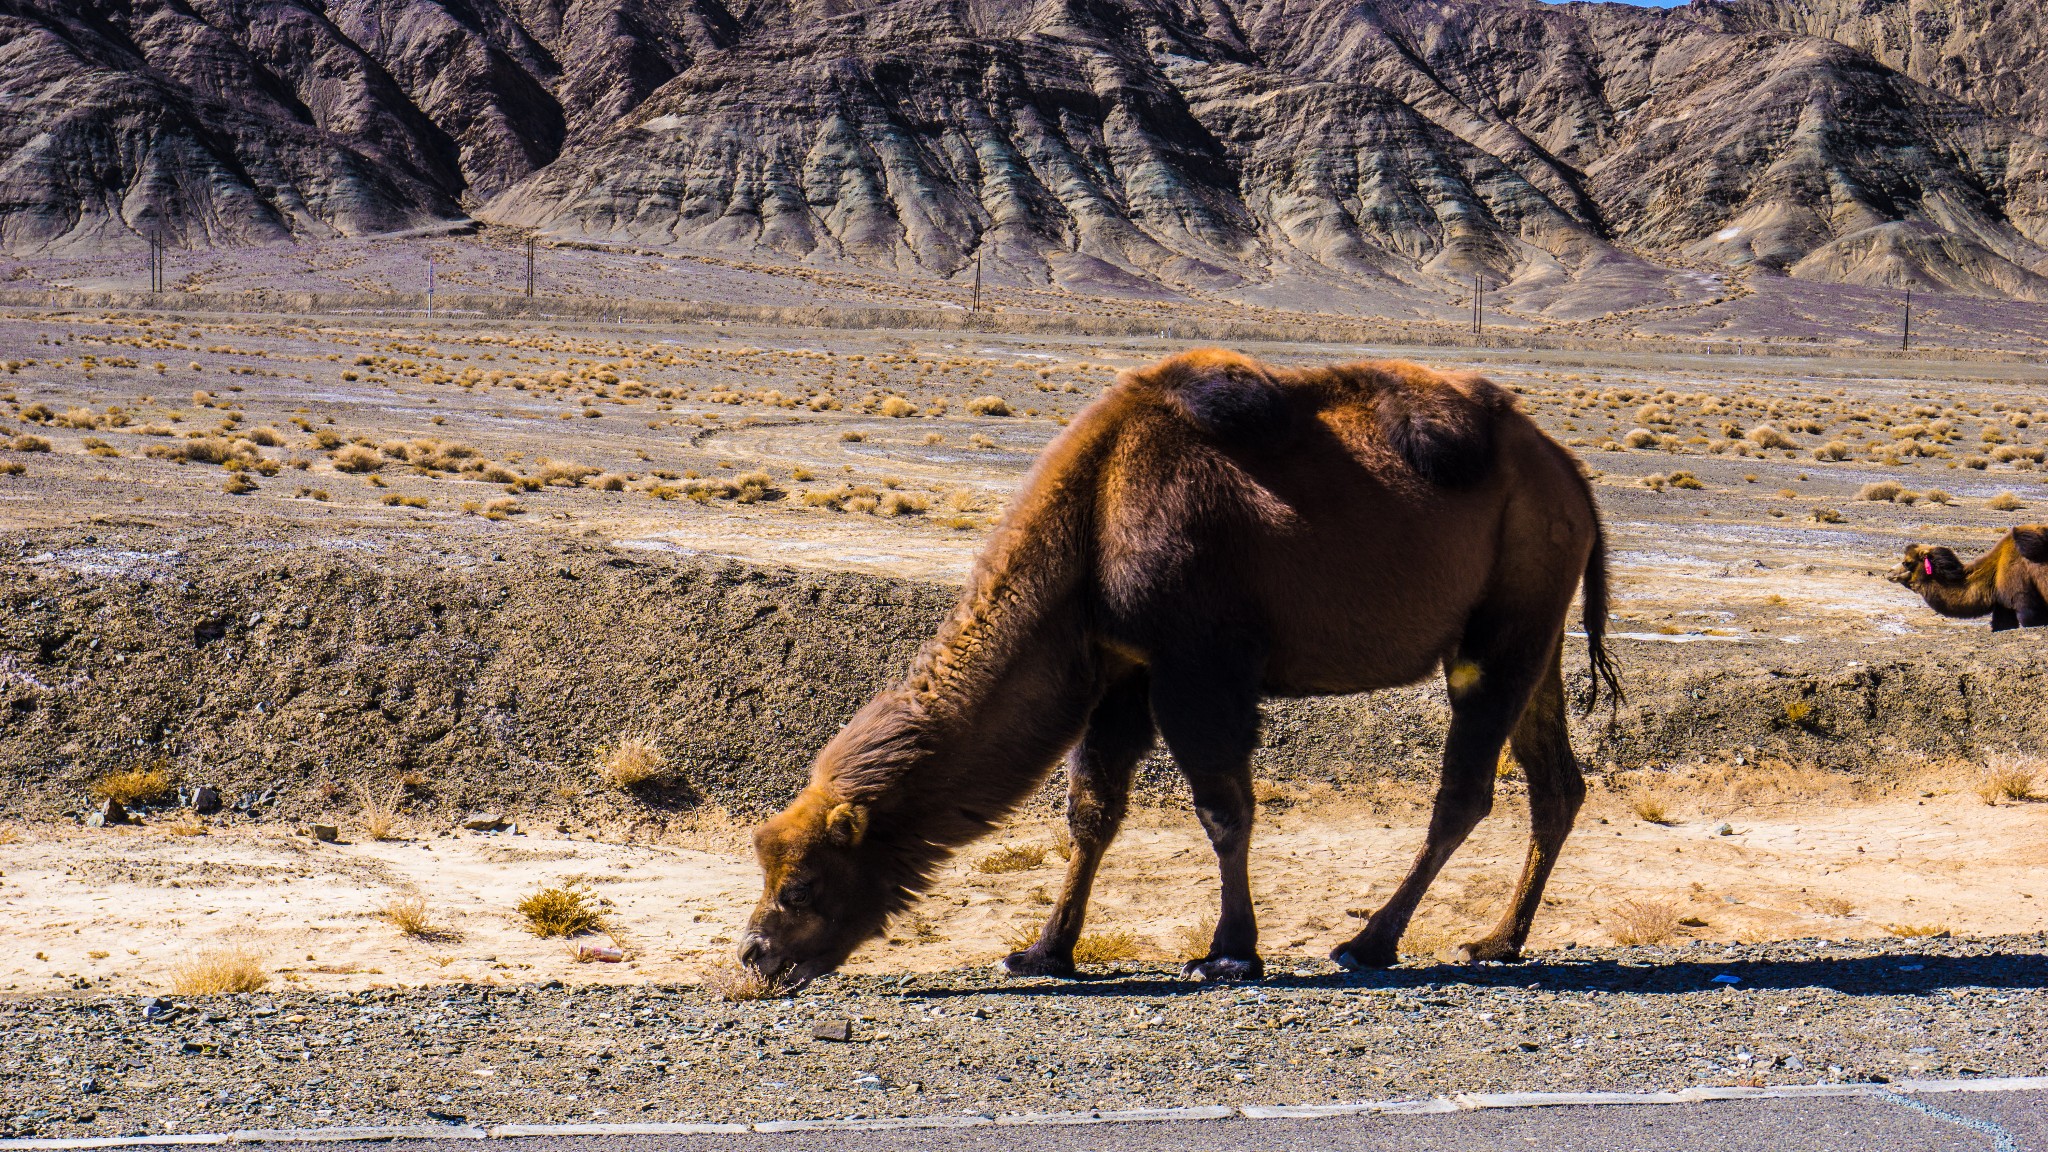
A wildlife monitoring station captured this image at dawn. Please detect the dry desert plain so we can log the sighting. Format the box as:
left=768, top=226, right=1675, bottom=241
left=1, top=301, right=2047, bottom=1134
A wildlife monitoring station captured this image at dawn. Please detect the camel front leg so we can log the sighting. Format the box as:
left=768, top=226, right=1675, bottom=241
left=1001, top=670, right=1154, bottom=978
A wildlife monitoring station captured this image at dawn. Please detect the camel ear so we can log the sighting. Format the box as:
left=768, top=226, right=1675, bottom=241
left=2016, top=527, right=2048, bottom=564
left=825, top=803, right=868, bottom=848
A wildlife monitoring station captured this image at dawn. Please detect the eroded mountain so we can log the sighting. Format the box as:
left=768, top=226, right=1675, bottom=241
left=3, top=0, right=2043, bottom=306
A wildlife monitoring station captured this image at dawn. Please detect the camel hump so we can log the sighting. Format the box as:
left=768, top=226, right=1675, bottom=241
left=1373, top=368, right=1503, bottom=487
left=2016, top=525, right=2048, bottom=564
left=1133, top=349, right=1293, bottom=449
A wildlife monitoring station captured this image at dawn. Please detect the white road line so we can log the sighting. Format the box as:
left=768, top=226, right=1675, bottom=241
left=2, top=1076, right=2043, bottom=1147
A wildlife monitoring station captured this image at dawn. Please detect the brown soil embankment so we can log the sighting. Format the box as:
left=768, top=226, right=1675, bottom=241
left=2, top=527, right=2043, bottom=825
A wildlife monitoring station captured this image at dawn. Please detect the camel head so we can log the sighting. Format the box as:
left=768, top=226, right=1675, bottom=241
left=739, top=787, right=894, bottom=991
left=1890, top=543, right=1966, bottom=589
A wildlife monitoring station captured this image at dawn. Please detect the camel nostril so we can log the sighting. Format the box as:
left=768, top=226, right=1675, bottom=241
left=738, top=938, right=764, bottom=968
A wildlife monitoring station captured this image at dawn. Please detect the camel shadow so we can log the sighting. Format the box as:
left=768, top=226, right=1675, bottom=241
left=891, top=944, right=2048, bottom=1001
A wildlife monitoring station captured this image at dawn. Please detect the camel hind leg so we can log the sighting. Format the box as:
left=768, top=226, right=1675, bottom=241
left=1440, top=643, right=1583, bottom=963
left=1000, top=669, right=1154, bottom=978
left=1149, top=655, right=1265, bottom=982
left=1331, top=619, right=1555, bottom=971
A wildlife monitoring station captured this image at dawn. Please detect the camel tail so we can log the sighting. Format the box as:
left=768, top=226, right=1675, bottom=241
left=1579, top=513, right=1624, bottom=715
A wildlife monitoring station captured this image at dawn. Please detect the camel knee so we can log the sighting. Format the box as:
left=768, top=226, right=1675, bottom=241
left=1195, top=802, right=1251, bottom=853
left=1065, top=792, right=1124, bottom=851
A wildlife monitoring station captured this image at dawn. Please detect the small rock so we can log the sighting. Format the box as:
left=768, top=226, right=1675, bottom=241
left=78, top=1078, right=100, bottom=1095
left=1715, top=822, right=1735, bottom=836
left=812, top=1019, right=854, bottom=1043
left=190, top=785, right=221, bottom=814
left=308, top=824, right=338, bottom=842
left=86, top=798, right=130, bottom=828
left=462, top=813, right=507, bottom=832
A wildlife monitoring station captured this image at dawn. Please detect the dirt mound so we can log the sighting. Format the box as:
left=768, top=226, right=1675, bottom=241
left=3, top=526, right=2044, bottom=827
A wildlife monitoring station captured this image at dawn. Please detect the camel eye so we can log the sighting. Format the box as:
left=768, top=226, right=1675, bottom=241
left=780, top=880, right=813, bottom=909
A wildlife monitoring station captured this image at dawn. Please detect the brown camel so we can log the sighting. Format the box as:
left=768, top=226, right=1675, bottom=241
left=741, top=348, right=1619, bottom=990
left=1889, top=527, right=2048, bottom=630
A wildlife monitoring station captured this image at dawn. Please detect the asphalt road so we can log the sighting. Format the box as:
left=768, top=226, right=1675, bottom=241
left=255, top=1089, right=2045, bottom=1152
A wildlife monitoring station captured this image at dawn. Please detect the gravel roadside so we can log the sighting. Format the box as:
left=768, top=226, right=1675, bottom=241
left=4, top=934, right=2043, bottom=1139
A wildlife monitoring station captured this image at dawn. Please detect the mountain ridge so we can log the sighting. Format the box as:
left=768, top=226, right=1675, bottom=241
left=3, top=0, right=2045, bottom=310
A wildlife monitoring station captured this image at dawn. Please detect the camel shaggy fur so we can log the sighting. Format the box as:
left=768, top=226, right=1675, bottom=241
left=1890, top=527, right=2048, bottom=630
left=741, top=349, right=1618, bottom=989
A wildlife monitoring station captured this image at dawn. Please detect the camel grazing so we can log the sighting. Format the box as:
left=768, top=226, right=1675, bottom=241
left=740, top=348, right=1619, bottom=990
left=1889, top=527, right=2048, bottom=630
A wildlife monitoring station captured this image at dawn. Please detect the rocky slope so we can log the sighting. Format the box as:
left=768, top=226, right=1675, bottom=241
left=3, top=0, right=2046, bottom=306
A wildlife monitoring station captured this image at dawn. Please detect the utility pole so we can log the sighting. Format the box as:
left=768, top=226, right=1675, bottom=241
left=1901, top=285, right=1911, bottom=351
left=524, top=236, right=536, bottom=298
left=971, top=251, right=983, bottom=314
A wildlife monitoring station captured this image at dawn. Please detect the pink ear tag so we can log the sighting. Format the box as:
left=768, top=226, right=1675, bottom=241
left=1923, top=557, right=1934, bottom=576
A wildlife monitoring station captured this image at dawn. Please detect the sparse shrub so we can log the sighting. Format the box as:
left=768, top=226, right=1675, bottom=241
left=1883, top=923, right=1950, bottom=938
left=1806, top=896, right=1855, bottom=918
left=1072, top=930, right=1141, bottom=964
left=595, top=737, right=667, bottom=789
left=974, top=844, right=1049, bottom=874
left=1666, top=471, right=1703, bottom=490
left=356, top=784, right=405, bottom=841
left=223, top=474, right=258, bottom=495
left=1175, top=916, right=1218, bottom=962
left=967, top=396, right=1012, bottom=417
left=331, top=444, right=382, bottom=473
left=1922, top=489, right=1953, bottom=505
left=877, top=491, right=929, bottom=516
left=1813, top=441, right=1850, bottom=461
left=839, top=430, right=866, bottom=442
left=8, top=434, right=51, bottom=452
left=1976, top=760, right=2037, bottom=805
left=1986, top=491, right=2024, bottom=511
left=967, top=433, right=998, bottom=449
left=518, top=883, right=605, bottom=937
left=1747, top=425, right=1797, bottom=450
left=0, top=462, right=22, bottom=476
left=592, top=473, right=626, bottom=492
left=1622, top=428, right=1657, bottom=449
left=379, top=493, right=427, bottom=508
left=1608, top=898, right=1681, bottom=946
left=169, top=948, right=269, bottom=995
left=1857, top=481, right=1904, bottom=502
left=381, top=896, right=453, bottom=940
left=878, top=396, right=918, bottom=418
left=1810, top=507, right=1844, bottom=523
left=90, top=767, right=171, bottom=806
left=161, top=811, right=206, bottom=837
left=1629, top=794, right=1674, bottom=825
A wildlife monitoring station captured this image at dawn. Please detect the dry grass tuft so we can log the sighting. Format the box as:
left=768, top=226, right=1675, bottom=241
left=974, top=844, right=1049, bottom=874
left=90, top=767, right=171, bottom=806
left=381, top=895, right=457, bottom=941
left=1883, top=922, right=1951, bottom=938
left=160, top=811, right=206, bottom=837
left=705, top=964, right=797, bottom=1001
left=169, top=948, right=270, bottom=995
left=595, top=737, right=667, bottom=789
left=1174, top=916, right=1218, bottom=962
left=1629, top=793, right=1675, bottom=825
left=1806, top=896, right=1855, bottom=918
left=1856, top=481, right=1904, bottom=502
left=966, top=396, right=1012, bottom=416
left=355, top=784, right=406, bottom=841
left=1072, top=930, right=1142, bottom=964
left=1608, top=898, right=1682, bottom=946
left=1986, top=491, right=2025, bottom=512
left=518, top=883, right=605, bottom=937
left=1976, top=759, right=2037, bottom=805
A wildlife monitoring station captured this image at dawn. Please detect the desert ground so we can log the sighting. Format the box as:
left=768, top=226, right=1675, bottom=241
left=2, top=294, right=2046, bottom=1136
